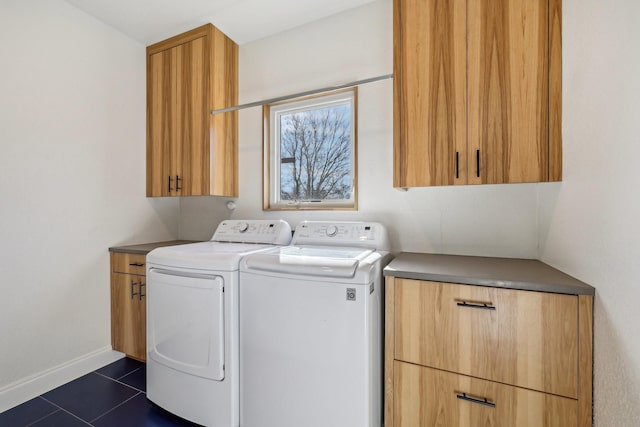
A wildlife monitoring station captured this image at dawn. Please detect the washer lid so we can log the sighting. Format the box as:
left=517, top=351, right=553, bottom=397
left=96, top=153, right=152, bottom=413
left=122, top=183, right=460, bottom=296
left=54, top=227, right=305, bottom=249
left=242, top=245, right=375, bottom=278
left=147, top=241, right=278, bottom=271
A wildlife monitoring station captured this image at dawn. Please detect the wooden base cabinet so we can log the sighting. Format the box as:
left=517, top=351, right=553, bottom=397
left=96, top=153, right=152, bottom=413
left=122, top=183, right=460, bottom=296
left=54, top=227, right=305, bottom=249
left=394, top=362, right=577, bottom=427
left=110, top=252, right=146, bottom=361
left=385, top=277, right=593, bottom=427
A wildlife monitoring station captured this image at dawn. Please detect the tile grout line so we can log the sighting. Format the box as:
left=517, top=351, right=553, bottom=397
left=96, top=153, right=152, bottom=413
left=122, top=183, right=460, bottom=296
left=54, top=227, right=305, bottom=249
left=89, top=391, right=143, bottom=424
left=38, top=371, right=142, bottom=426
left=36, top=396, right=93, bottom=426
left=20, top=363, right=144, bottom=426
left=93, top=370, right=145, bottom=393
left=116, top=366, right=143, bottom=381
left=24, top=407, right=61, bottom=427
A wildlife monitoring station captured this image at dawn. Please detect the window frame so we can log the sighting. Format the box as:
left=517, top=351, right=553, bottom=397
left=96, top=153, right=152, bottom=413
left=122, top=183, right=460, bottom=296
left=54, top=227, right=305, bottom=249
left=262, top=87, right=358, bottom=211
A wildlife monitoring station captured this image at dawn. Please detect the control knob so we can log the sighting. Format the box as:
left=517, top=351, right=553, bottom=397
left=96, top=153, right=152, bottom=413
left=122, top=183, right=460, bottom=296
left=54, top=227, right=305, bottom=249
left=238, top=222, right=249, bottom=233
left=326, top=225, right=338, bottom=237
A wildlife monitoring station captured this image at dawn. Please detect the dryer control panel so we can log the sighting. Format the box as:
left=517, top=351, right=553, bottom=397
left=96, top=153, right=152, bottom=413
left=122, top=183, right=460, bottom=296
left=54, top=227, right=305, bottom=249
left=291, top=221, right=389, bottom=251
left=212, top=220, right=292, bottom=245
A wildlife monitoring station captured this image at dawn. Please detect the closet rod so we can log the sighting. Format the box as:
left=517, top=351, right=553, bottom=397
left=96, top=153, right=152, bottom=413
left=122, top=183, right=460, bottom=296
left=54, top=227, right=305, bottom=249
left=210, top=73, right=393, bottom=115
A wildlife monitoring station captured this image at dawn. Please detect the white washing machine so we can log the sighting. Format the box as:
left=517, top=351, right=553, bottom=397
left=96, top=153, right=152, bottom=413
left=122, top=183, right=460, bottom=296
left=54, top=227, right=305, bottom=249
left=145, top=219, right=292, bottom=427
left=239, top=221, right=391, bottom=427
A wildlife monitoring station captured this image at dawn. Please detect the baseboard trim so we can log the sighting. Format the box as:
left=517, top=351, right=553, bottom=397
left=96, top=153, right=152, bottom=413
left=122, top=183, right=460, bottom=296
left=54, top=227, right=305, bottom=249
left=0, top=347, right=125, bottom=413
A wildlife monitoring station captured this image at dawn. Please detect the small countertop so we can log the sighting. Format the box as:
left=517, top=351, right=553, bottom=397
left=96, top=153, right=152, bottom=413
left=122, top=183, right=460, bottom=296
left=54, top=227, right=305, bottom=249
left=383, top=252, right=595, bottom=296
left=109, top=240, right=198, bottom=255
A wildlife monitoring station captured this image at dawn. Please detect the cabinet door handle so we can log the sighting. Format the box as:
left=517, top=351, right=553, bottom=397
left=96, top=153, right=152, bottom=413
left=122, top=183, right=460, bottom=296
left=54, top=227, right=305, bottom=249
left=130, top=280, right=139, bottom=299
left=476, top=149, right=480, bottom=178
left=128, top=263, right=144, bottom=267
left=175, top=175, right=182, bottom=191
left=139, top=283, right=145, bottom=300
left=456, top=392, right=496, bottom=408
left=168, top=175, right=173, bottom=193
left=456, top=300, right=496, bottom=310
left=455, top=152, right=460, bottom=179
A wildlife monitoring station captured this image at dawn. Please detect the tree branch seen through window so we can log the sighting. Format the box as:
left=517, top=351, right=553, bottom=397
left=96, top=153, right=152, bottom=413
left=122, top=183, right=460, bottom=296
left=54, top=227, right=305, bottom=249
left=264, top=88, right=357, bottom=210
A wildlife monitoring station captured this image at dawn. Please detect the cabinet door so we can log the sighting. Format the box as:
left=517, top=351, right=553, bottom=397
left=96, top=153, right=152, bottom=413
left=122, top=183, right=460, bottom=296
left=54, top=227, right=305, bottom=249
left=467, top=0, right=549, bottom=184
left=147, top=48, right=173, bottom=196
left=174, top=36, right=208, bottom=196
left=111, top=273, right=146, bottom=361
left=147, top=36, right=208, bottom=196
left=394, top=361, right=577, bottom=427
left=394, top=0, right=467, bottom=187
left=394, top=279, right=578, bottom=398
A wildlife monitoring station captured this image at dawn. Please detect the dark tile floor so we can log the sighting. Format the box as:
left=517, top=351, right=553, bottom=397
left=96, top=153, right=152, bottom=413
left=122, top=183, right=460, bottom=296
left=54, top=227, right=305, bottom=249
left=0, top=358, right=198, bottom=426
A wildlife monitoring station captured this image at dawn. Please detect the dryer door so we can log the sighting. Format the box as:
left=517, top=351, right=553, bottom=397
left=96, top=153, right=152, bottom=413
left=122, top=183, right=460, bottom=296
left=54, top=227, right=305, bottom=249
left=147, top=268, right=225, bottom=381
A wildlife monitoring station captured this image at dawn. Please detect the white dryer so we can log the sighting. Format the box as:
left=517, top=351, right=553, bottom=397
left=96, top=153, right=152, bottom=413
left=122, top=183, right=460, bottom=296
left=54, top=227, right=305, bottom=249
left=145, top=219, right=292, bottom=427
left=239, top=221, right=391, bottom=427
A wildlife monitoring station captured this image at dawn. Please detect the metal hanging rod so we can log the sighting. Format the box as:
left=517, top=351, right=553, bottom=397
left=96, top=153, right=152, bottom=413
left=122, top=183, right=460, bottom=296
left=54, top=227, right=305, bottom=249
left=210, top=73, right=393, bottom=115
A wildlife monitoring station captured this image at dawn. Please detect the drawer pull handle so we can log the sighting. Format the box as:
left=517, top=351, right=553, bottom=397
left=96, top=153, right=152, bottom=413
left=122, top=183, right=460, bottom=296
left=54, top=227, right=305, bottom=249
left=456, top=301, right=496, bottom=310
left=130, top=280, right=139, bottom=299
left=129, top=263, right=144, bottom=267
left=456, top=393, right=496, bottom=408
left=139, top=283, right=145, bottom=301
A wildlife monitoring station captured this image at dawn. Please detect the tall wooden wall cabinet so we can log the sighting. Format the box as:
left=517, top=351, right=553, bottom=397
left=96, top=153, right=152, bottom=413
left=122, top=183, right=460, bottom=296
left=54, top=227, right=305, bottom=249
left=147, top=24, right=238, bottom=197
left=393, top=0, right=562, bottom=187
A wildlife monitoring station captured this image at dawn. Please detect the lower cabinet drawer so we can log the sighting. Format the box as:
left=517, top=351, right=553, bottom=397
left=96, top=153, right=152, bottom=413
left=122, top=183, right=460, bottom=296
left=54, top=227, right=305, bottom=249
left=394, top=361, right=577, bottom=427
left=111, top=252, right=147, bottom=275
left=394, top=279, right=578, bottom=398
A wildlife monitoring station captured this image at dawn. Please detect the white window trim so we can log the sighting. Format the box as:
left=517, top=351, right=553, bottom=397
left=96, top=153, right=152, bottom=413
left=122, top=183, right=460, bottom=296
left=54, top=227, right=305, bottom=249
left=263, top=88, right=358, bottom=211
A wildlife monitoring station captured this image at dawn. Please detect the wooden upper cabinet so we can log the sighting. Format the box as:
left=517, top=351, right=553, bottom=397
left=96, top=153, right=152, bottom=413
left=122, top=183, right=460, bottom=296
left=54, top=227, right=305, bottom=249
left=146, top=24, right=238, bottom=197
left=393, top=0, right=562, bottom=187
left=393, top=0, right=467, bottom=187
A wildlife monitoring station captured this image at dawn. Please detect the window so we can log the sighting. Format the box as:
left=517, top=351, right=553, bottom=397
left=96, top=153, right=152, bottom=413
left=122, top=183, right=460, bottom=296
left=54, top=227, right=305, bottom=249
left=263, top=88, right=357, bottom=210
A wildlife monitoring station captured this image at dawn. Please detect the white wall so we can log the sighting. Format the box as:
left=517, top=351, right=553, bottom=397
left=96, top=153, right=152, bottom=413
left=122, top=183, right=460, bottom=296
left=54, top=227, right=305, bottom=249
left=180, top=0, right=540, bottom=258
left=0, top=0, right=179, bottom=392
left=178, top=196, right=233, bottom=240
left=538, top=0, right=640, bottom=425
left=14, top=0, right=640, bottom=423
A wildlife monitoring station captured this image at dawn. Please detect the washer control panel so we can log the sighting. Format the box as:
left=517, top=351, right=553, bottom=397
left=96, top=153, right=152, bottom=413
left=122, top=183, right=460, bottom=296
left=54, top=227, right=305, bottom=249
left=292, top=221, right=389, bottom=251
left=212, top=220, right=292, bottom=245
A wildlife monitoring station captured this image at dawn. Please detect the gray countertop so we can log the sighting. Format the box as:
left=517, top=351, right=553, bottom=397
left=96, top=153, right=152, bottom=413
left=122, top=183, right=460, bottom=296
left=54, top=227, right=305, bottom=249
left=384, top=252, right=595, bottom=296
left=109, top=240, right=198, bottom=255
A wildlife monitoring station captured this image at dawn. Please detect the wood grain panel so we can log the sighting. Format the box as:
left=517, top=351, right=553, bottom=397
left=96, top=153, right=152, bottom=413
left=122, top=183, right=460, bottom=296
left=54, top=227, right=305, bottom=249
left=110, top=270, right=146, bottom=361
left=177, top=36, right=208, bottom=196
left=394, top=0, right=466, bottom=187
left=392, top=0, right=402, bottom=188
left=578, top=295, right=593, bottom=427
left=147, top=49, right=172, bottom=197
left=171, top=44, right=184, bottom=194
left=384, top=277, right=396, bottom=427
left=394, top=361, right=577, bottom=427
left=210, top=25, right=239, bottom=197
left=468, top=0, right=549, bottom=184
left=111, top=252, right=146, bottom=275
left=394, top=279, right=578, bottom=398
left=147, top=24, right=211, bottom=56
left=549, top=0, right=563, bottom=181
